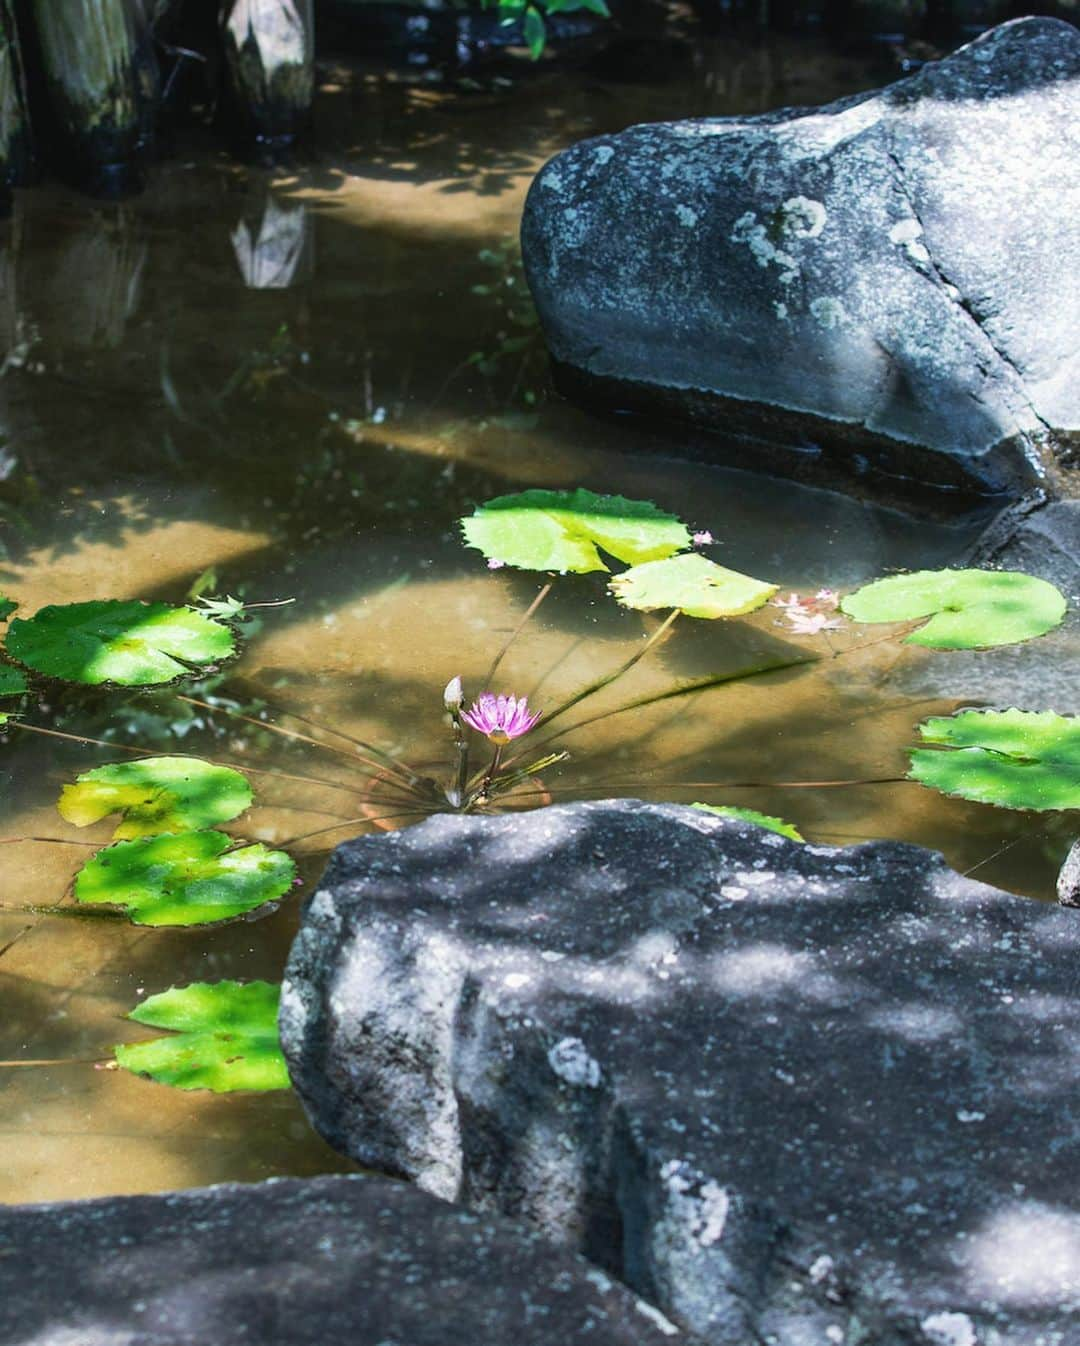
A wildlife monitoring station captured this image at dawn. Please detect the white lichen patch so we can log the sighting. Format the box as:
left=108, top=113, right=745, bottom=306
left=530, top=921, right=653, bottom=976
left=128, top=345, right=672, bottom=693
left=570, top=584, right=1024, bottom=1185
left=730, top=211, right=799, bottom=285
left=810, top=296, right=848, bottom=330
left=634, top=1300, right=681, bottom=1336
left=659, top=1160, right=731, bottom=1248
left=782, top=196, right=827, bottom=238
left=920, top=1310, right=977, bottom=1346
left=889, top=216, right=932, bottom=264
left=547, top=1037, right=602, bottom=1088
left=889, top=217, right=922, bottom=246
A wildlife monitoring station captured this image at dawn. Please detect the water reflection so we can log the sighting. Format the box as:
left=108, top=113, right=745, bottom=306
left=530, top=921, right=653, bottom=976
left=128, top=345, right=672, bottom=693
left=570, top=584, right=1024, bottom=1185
left=232, top=194, right=313, bottom=289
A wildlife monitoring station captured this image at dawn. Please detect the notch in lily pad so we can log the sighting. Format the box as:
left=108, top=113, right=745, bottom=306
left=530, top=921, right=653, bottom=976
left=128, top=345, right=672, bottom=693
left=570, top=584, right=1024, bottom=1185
left=461, top=488, right=691, bottom=574
left=59, top=756, right=253, bottom=840
left=840, top=569, right=1066, bottom=650
left=114, top=980, right=289, bottom=1092
left=5, top=599, right=235, bottom=686
left=909, top=708, right=1080, bottom=810
left=75, top=831, right=295, bottom=926
left=691, top=802, right=804, bottom=841
left=610, top=553, right=777, bottom=619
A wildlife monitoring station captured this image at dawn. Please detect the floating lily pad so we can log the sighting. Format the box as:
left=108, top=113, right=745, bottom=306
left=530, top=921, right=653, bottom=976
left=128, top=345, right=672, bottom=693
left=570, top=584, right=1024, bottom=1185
left=6, top=600, right=235, bottom=685
left=461, top=488, right=690, bottom=574
left=909, top=708, right=1080, bottom=810
left=0, top=667, right=27, bottom=696
left=59, top=756, right=253, bottom=840
left=609, top=553, right=777, bottom=619
left=691, top=802, right=804, bottom=841
left=115, top=980, right=289, bottom=1092
left=840, top=569, right=1066, bottom=649
left=0, top=666, right=27, bottom=725
left=75, top=831, right=295, bottom=926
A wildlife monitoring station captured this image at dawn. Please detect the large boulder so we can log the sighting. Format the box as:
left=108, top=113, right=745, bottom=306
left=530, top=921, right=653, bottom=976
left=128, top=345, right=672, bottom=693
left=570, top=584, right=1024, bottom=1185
left=0, top=1173, right=692, bottom=1345
left=283, top=800, right=1080, bottom=1346
left=521, top=19, right=1080, bottom=500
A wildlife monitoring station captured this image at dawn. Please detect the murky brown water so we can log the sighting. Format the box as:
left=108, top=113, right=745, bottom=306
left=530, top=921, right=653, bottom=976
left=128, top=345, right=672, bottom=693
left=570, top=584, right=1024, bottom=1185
left=0, top=40, right=1074, bottom=1205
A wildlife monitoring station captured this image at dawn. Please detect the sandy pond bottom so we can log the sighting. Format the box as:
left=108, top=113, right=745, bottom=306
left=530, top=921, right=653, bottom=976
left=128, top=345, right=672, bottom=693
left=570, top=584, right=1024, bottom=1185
left=0, top=41, right=1074, bottom=1205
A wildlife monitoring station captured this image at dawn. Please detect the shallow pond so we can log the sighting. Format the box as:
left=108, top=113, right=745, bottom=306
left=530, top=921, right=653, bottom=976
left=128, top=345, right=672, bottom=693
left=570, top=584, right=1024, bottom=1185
left=0, top=36, right=1073, bottom=1204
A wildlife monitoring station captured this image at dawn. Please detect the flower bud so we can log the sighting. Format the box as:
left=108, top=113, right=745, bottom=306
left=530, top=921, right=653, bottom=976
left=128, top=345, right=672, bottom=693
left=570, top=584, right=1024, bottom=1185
left=443, top=676, right=464, bottom=713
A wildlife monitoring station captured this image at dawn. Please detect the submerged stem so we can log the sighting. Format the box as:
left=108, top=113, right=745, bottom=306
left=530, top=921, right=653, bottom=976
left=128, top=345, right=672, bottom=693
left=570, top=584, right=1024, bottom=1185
left=281, top=808, right=441, bottom=849
left=482, top=581, right=553, bottom=688
left=0, top=1056, right=109, bottom=1069
left=177, top=695, right=416, bottom=785
left=236, top=689, right=425, bottom=787
left=471, top=744, right=504, bottom=808
left=539, top=609, right=681, bottom=732
left=0, top=836, right=100, bottom=847
left=511, top=653, right=816, bottom=768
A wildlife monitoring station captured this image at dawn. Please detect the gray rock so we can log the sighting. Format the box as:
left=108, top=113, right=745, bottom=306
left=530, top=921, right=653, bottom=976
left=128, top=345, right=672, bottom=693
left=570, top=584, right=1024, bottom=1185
left=903, top=499, right=1080, bottom=712
left=1059, top=840, right=1080, bottom=908
left=521, top=19, right=1080, bottom=500
left=0, top=1172, right=692, bottom=1345
left=283, top=800, right=1080, bottom=1346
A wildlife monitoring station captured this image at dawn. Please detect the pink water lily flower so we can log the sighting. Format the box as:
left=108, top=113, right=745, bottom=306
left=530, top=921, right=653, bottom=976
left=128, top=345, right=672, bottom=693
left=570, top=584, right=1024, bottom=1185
left=462, top=692, right=542, bottom=744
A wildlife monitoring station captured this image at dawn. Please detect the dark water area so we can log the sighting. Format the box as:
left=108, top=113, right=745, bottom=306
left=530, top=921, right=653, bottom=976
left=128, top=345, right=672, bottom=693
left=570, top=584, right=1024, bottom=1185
left=0, top=32, right=1074, bottom=1204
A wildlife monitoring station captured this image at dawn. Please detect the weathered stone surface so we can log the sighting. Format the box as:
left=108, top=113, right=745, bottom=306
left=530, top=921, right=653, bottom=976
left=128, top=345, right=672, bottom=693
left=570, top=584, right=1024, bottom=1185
left=903, top=499, right=1080, bottom=712
left=521, top=19, right=1080, bottom=499
left=1059, top=840, right=1080, bottom=908
left=283, top=801, right=1080, bottom=1346
left=0, top=1172, right=692, bottom=1345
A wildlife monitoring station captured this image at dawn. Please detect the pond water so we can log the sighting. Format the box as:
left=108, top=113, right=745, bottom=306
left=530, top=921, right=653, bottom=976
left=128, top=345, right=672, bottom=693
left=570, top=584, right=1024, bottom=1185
left=0, top=36, right=1073, bottom=1205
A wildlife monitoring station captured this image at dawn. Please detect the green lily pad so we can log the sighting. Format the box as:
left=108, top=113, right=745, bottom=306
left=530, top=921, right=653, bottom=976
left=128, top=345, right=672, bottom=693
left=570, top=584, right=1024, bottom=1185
left=0, top=667, right=27, bottom=696
left=59, top=756, right=253, bottom=840
left=691, top=802, right=804, bottom=841
left=0, top=665, right=27, bottom=725
left=609, top=553, right=778, bottom=619
left=6, top=600, right=235, bottom=685
left=840, top=569, right=1066, bottom=649
left=115, top=980, right=289, bottom=1092
left=461, top=488, right=691, bottom=574
left=75, top=831, right=295, bottom=926
left=909, top=708, right=1080, bottom=810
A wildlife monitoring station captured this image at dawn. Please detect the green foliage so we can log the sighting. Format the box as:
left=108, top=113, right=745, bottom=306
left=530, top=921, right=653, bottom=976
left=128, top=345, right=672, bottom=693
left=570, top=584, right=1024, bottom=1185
left=0, top=667, right=27, bottom=696
left=0, top=596, right=15, bottom=622
left=75, top=831, right=295, bottom=926
left=523, top=4, right=545, bottom=57
left=193, top=595, right=247, bottom=622
left=58, top=756, right=253, bottom=840
left=6, top=600, right=235, bottom=686
left=462, top=488, right=691, bottom=574
left=691, top=802, right=804, bottom=840
left=909, top=708, right=1080, bottom=810
left=115, top=981, right=289, bottom=1092
left=484, top=0, right=610, bottom=58
left=610, top=553, right=778, bottom=619
left=840, top=569, right=1066, bottom=649
left=0, top=664, right=27, bottom=725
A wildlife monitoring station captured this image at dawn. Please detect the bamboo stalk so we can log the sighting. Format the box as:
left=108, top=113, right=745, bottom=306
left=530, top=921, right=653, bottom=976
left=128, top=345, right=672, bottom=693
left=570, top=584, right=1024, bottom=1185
left=29, top=0, right=159, bottom=195
left=0, top=0, right=32, bottom=192
left=220, top=0, right=313, bottom=153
